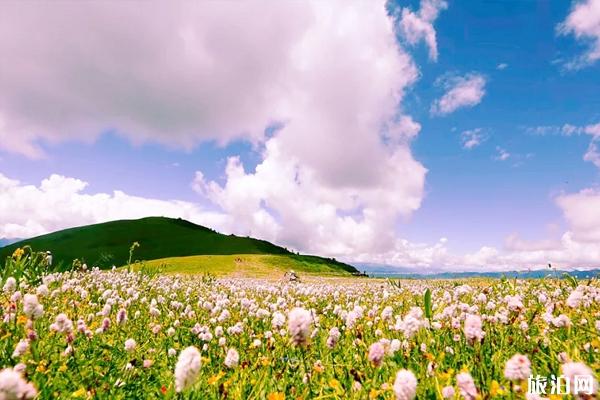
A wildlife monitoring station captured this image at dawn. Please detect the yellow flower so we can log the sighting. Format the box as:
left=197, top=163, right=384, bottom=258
left=72, top=388, right=87, bottom=398
left=267, top=392, right=285, bottom=400
left=36, top=360, right=47, bottom=373
left=58, top=364, right=68, bottom=373
left=260, top=356, right=270, bottom=367
left=208, top=371, right=224, bottom=385
left=490, top=380, right=504, bottom=396
left=12, top=247, right=24, bottom=260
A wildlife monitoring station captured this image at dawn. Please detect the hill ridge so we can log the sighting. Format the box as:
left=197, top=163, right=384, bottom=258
left=0, top=216, right=358, bottom=274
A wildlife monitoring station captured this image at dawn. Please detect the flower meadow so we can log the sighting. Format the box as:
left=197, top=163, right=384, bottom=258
left=1, top=265, right=600, bottom=399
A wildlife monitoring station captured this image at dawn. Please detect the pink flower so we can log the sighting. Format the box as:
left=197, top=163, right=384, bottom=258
left=368, top=342, right=385, bottom=367
left=504, top=354, right=531, bottom=381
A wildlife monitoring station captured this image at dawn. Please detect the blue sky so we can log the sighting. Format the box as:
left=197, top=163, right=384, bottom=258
left=1, top=0, right=600, bottom=270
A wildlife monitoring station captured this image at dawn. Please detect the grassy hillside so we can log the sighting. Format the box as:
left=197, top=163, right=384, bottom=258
left=138, top=254, right=357, bottom=277
left=0, top=217, right=358, bottom=274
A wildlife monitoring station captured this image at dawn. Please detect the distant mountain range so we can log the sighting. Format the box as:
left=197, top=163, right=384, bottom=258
left=0, top=238, right=21, bottom=247
left=355, top=263, right=600, bottom=279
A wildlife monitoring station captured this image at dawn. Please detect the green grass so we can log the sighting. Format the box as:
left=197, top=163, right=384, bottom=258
left=135, top=254, right=356, bottom=278
left=0, top=217, right=359, bottom=275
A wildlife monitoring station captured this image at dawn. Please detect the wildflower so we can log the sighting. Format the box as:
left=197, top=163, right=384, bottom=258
left=464, top=314, right=484, bottom=344
left=393, top=369, right=417, bottom=400
left=12, top=248, right=24, bottom=260
left=368, top=342, right=385, bottom=367
left=50, top=313, right=73, bottom=334
left=12, top=339, right=29, bottom=358
left=272, top=311, right=286, bottom=329
left=116, top=309, right=127, bottom=325
left=168, top=348, right=177, bottom=357
left=35, top=285, right=48, bottom=297
left=174, top=346, right=201, bottom=393
left=23, top=294, right=43, bottom=320
left=503, top=354, right=531, bottom=381
left=224, top=348, right=239, bottom=368
left=456, top=372, right=478, bottom=400
left=288, top=307, right=312, bottom=346
left=124, top=338, right=136, bottom=353
left=442, top=386, right=455, bottom=399
left=143, top=360, right=153, bottom=368
left=381, top=306, right=393, bottom=321
left=3, top=277, right=16, bottom=293
left=326, top=327, right=341, bottom=349
left=552, top=314, right=571, bottom=328
left=561, top=362, right=598, bottom=397
left=0, top=367, right=37, bottom=399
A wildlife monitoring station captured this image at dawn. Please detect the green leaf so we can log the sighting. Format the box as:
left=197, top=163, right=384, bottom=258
left=424, top=288, right=432, bottom=320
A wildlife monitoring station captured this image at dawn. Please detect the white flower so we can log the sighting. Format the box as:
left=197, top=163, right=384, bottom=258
left=463, top=314, right=484, bottom=344
left=368, top=342, right=385, bottom=367
left=0, top=367, right=37, bottom=399
left=393, top=369, right=417, bottom=400
left=271, top=311, right=286, bottom=329
left=442, top=386, right=455, bottom=399
left=456, top=372, right=478, bottom=400
left=124, top=338, right=136, bottom=353
left=12, top=340, right=29, bottom=358
left=504, top=354, right=531, bottom=381
left=326, top=327, right=341, bottom=349
left=23, top=294, right=43, bottom=319
left=3, top=277, right=16, bottom=293
left=288, top=307, right=312, bottom=346
left=224, top=348, right=239, bottom=368
left=36, top=284, right=49, bottom=296
left=174, top=346, right=201, bottom=393
left=561, top=362, right=598, bottom=398
left=50, top=313, right=73, bottom=334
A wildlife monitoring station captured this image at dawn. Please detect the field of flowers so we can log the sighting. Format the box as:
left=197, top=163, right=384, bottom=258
left=1, top=255, right=600, bottom=398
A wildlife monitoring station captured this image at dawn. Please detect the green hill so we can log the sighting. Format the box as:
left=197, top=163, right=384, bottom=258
left=0, top=217, right=358, bottom=275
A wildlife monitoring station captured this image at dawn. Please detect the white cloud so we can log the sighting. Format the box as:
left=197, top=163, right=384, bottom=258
left=0, top=1, right=416, bottom=159
left=496, top=63, right=508, bottom=70
left=494, top=146, right=510, bottom=161
left=556, top=188, right=600, bottom=242
left=430, top=73, right=486, bottom=115
left=5, top=171, right=600, bottom=271
left=557, top=0, right=600, bottom=69
left=527, top=122, right=600, bottom=169
left=584, top=141, right=600, bottom=168
left=0, top=1, right=432, bottom=269
left=525, top=124, right=583, bottom=136
left=396, top=0, right=448, bottom=61
left=0, top=173, right=226, bottom=239
left=460, top=128, right=485, bottom=149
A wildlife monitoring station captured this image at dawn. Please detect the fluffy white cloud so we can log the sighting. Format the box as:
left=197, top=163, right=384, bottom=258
left=460, top=128, right=485, bottom=149
left=5, top=171, right=600, bottom=271
left=2, top=1, right=404, bottom=158
left=557, top=0, right=600, bottom=69
left=430, top=73, right=486, bottom=115
left=1, top=1, right=430, bottom=268
left=556, top=188, right=600, bottom=242
left=0, top=173, right=226, bottom=239
left=396, top=0, right=448, bottom=61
